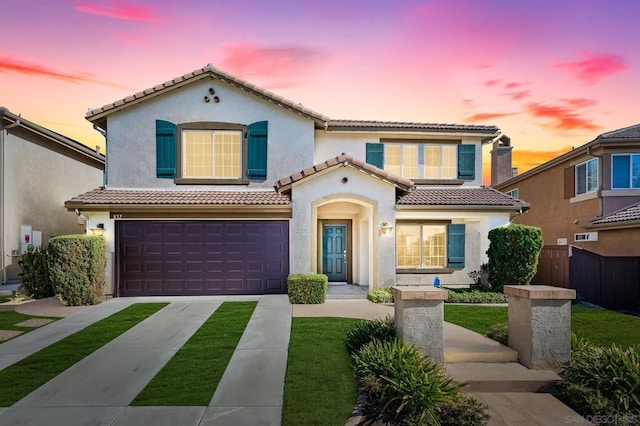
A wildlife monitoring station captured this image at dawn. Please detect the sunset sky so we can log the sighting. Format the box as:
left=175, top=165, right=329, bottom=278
left=2, top=0, right=639, bottom=183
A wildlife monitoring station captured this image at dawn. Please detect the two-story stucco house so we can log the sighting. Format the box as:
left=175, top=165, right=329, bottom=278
left=493, top=124, right=640, bottom=309
left=65, top=65, right=528, bottom=298
left=1, top=107, right=105, bottom=285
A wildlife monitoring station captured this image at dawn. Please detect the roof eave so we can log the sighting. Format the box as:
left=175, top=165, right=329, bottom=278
left=583, top=219, right=640, bottom=230
left=395, top=204, right=528, bottom=212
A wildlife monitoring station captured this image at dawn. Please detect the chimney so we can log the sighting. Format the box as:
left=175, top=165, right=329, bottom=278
left=491, top=134, right=513, bottom=186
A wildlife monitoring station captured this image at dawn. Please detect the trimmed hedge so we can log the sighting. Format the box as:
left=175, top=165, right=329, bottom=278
left=367, top=287, right=394, bottom=304
left=487, top=224, right=543, bottom=291
left=287, top=274, right=328, bottom=304
left=18, top=245, right=54, bottom=299
left=446, top=288, right=508, bottom=304
left=48, top=235, right=106, bottom=306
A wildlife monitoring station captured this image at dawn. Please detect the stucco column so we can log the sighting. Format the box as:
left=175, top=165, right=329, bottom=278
left=504, top=285, right=576, bottom=370
left=391, top=286, right=448, bottom=364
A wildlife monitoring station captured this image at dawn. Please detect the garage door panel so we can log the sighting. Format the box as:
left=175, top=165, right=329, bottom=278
left=117, top=220, right=289, bottom=296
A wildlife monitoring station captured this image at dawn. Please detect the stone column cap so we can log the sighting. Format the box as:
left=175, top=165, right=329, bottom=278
left=504, top=285, right=576, bottom=300
left=391, top=285, right=448, bottom=300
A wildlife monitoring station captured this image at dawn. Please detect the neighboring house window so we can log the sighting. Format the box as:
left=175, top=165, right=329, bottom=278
left=182, top=130, right=242, bottom=178
left=377, top=143, right=467, bottom=180
left=506, top=188, right=519, bottom=199
left=396, top=223, right=465, bottom=269
left=575, top=158, right=598, bottom=195
left=612, top=154, right=640, bottom=189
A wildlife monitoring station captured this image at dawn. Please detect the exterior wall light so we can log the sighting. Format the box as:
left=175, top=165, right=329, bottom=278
left=90, top=223, right=105, bottom=237
left=380, top=221, right=393, bottom=236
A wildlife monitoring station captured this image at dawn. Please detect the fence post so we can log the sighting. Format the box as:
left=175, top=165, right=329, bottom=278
left=504, top=285, right=575, bottom=370
left=391, top=286, right=448, bottom=364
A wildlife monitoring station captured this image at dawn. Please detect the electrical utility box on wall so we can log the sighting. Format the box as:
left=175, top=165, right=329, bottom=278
left=20, top=225, right=42, bottom=254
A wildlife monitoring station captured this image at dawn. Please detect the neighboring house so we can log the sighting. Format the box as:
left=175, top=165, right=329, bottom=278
left=0, top=108, right=105, bottom=284
left=493, top=125, right=640, bottom=309
left=65, top=65, right=527, bottom=297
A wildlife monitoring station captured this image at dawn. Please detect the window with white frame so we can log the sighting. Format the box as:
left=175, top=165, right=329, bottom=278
left=575, top=158, right=598, bottom=195
left=506, top=188, right=519, bottom=199
left=612, top=154, right=640, bottom=189
left=396, top=224, right=446, bottom=268
left=384, top=143, right=457, bottom=179
left=182, top=130, right=242, bottom=179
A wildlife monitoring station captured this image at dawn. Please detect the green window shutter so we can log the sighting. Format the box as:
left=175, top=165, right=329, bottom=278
left=447, top=224, right=465, bottom=269
left=366, top=143, right=384, bottom=168
left=247, top=121, right=268, bottom=179
left=156, top=120, right=177, bottom=178
left=457, top=144, right=476, bottom=180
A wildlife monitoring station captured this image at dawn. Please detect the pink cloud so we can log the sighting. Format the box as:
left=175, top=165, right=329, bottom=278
left=504, top=82, right=522, bottom=89
left=482, top=79, right=501, bottom=87
left=562, top=98, right=598, bottom=108
left=554, top=52, right=627, bottom=85
left=0, top=54, right=129, bottom=89
left=465, top=112, right=518, bottom=122
left=527, top=102, right=600, bottom=131
left=215, top=42, right=336, bottom=89
left=504, top=90, right=530, bottom=101
left=75, top=0, right=162, bottom=22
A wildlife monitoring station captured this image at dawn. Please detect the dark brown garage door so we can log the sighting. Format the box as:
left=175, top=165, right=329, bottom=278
left=116, top=220, right=289, bottom=296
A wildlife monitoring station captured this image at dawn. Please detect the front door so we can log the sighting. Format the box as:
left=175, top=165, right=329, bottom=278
left=323, top=225, right=347, bottom=281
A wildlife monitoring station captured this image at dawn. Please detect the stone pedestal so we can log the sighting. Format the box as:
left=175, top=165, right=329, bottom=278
left=504, top=285, right=576, bottom=370
left=391, top=286, right=448, bottom=364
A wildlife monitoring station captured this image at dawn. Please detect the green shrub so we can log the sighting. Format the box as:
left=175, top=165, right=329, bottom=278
left=434, top=394, right=490, bottom=426
left=367, top=287, right=394, bottom=304
left=18, top=245, right=54, bottom=299
left=486, top=224, right=543, bottom=291
left=352, top=339, right=461, bottom=425
left=287, top=274, right=328, bottom=304
left=556, top=338, right=640, bottom=417
left=47, top=235, right=106, bottom=306
left=344, top=316, right=396, bottom=356
left=485, top=323, right=508, bottom=345
left=446, top=288, right=507, bottom=304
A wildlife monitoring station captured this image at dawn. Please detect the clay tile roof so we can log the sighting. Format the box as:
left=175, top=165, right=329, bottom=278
left=326, top=120, right=499, bottom=134
left=65, top=188, right=291, bottom=207
left=596, top=124, right=640, bottom=140
left=274, top=154, right=414, bottom=192
left=591, top=202, right=640, bottom=226
left=86, top=64, right=329, bottom=128
left=397, top=187, right=529, bottom=210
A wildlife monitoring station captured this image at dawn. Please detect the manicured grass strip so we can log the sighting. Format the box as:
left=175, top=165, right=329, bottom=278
left=0, top=303, right=167, bottom=407
left=444, top=304, right=640, bottom=348
left=0, top=311, right=59, bottom=331
left=132, top=301, right=257, bottom=406
left=282, top=317, right=360, bottom=426
left=444, top=304, right=507, bottom=336
left=0, top=296, right=11, bottom=304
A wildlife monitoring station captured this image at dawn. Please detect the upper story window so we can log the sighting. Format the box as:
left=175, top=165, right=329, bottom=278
left=576, top=158, right=598, bottom=195
left=612, top=154, right=640, bottom=189
left=155, top=120, right=267, bottom=183
left=182, top=130, right=242, bottom=179
left=375, top=142, right=467, bottom=180
left=506, top=188, right=519, bottom=199
left=384, top=144, right=457, bottom=179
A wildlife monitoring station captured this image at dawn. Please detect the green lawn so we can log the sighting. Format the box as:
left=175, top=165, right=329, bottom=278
left=0, top=296, right=11, bottom=304
left=444, top=304, right=640, bottom=348
left=0, top=311, right=60, bottom=336
left=132, top=301, right=257, bottom=406
left=282, top=317, right=360, bottom=426
left=0, top=303, right=167, bottom=406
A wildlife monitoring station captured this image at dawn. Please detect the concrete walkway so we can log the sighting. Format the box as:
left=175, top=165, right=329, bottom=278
left=0, top=295, right=586, bottom=425
left=0, top=295, right=289, bottom=426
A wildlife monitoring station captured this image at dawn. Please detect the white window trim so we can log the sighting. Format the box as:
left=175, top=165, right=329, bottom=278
left=506, top=188, right=519, bottom=199
left=384, top=143, right=458, bottom=180
left=611, top=153, right=640, bottom=190
left=396, top=223, right=447, bottom=269
left=575, top=158, right=598, bottom=196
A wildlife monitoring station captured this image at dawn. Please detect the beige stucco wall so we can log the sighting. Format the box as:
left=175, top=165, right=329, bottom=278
left=105, top=78, right=315, bottom=189
left=314, top=132, right=486, bottom=187
left=289, top=165, right=397, bottom=288
left=394, top=210, right=512, bottom=286
left=2, top=132, right=104, bottom=282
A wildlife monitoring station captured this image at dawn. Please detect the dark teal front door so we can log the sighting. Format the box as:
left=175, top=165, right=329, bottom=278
left=323, top=225, right=347, bottom=281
